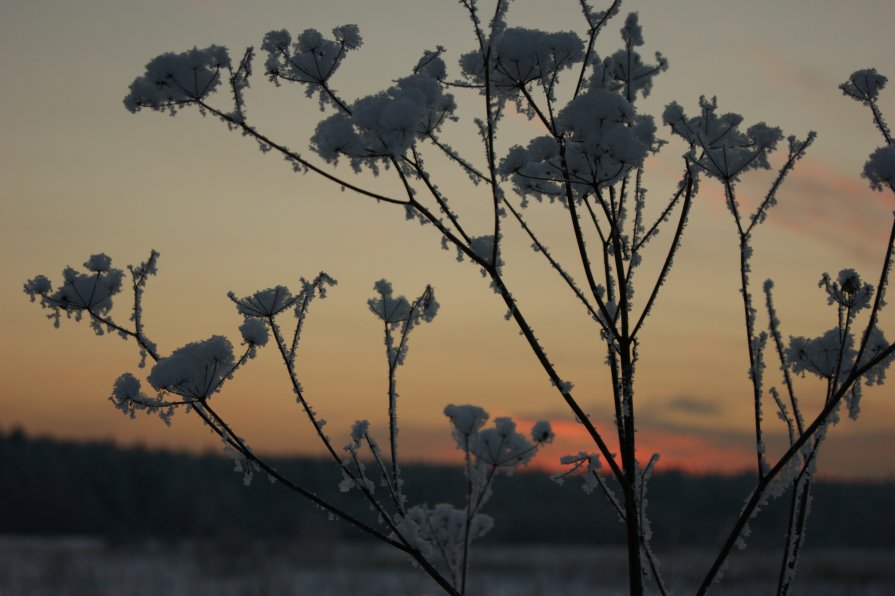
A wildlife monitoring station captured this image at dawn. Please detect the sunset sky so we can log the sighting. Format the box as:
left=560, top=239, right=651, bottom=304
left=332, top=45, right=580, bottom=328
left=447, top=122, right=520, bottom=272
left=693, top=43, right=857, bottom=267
left=2, top=0, right=894, bottom=479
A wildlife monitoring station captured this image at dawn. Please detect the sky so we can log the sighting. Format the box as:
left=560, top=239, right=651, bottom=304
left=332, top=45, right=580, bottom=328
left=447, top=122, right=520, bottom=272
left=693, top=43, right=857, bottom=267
left=1, top=0, right=894, bottom=479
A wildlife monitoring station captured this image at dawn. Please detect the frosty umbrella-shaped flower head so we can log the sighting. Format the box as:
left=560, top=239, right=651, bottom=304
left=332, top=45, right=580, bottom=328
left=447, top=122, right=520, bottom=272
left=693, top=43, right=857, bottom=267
left=124, top=46, right=231, bottom=114
left=24, top=253, right=125, bottom=329
left=228, top=286, right=296, bottom=318
left=147, top=335, right=235, bottom=400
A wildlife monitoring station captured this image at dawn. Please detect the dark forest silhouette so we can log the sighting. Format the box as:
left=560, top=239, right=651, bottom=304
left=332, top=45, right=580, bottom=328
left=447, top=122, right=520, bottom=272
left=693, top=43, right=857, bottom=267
left=2, top=428, right=891, bottom=550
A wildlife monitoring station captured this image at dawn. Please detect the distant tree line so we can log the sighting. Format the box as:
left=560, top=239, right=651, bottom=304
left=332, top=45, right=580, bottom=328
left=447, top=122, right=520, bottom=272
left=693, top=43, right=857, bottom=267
left=1, top=428, right=891, bottom=550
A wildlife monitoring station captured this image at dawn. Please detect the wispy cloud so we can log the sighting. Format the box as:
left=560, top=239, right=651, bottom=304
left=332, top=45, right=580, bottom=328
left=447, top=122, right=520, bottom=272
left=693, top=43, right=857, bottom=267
left=755, top=50, right=832, bottom=97
left=664, top=395, right=720, bottom=416
left=764, top=156, right=891, bottom=262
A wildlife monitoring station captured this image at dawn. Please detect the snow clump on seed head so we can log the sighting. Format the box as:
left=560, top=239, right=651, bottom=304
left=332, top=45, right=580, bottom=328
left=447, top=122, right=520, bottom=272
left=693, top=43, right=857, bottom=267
left=147, top=336, right=235, bottom=399
left=124, top=46, right=231, bottom=113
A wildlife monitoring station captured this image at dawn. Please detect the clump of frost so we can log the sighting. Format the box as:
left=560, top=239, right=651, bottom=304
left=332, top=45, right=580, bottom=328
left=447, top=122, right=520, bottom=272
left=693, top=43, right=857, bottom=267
left=498, top=87, right=655, bottom=200
left=444, top=405, right=549, bottom=473
left=350, top=419, right=370, bottom=444
left=863, top=146, right=895, bottom=191
left=239, top=318, right=269, bottom=351
left=338, top=465, right=375, bottom=494
left=23, top=275, right=52, bottom=299
left=124, top=46, right=231, bottom=113
left=444, top=404, right=489, bottom=443
left=85, top=254, right=113, bottom=272
left=460, top=28, right=584, bottom=101
left=474, top=417, right=538, bottom=468
left=788, top=268, right=893, bottom=390
left=368, top=280, right=438, bottom=338
left=311, top=54, right=456, bottom=167
left=589, top=13, right=668, bottom=102
left=394, top=504, right=494, bottom=572
left=147, top=336, right=235, bottom=399
left=468, top=235, right=504, bottom=272
left=663, top=96, right=783, bottom=181
left=786, top=329, right=854, bottom=381
left=108, top=372, right=175, bottom=425
left=787, top=327, right=893, bottom=389
left=557, top=88, right=656, bottom=182
left=839, top=68, right=888, bottom=104
left=553, top=452, right=607, bottom=495
left=229, top=286, right=296, bottom=318
left=368, top=280, right=412, bottom=324
left=840, top=68, right=894, bottom=190
left=224, top=441, right=261, bottom=486
left=819, top=269, right=873, bottom=312
left=856, top=327, right=895, bottom=385
left=531, top=420, right=555, bottom=444
left=24, top=254, right=125, bottom=331
left=261, top=25, right=362, bottom=109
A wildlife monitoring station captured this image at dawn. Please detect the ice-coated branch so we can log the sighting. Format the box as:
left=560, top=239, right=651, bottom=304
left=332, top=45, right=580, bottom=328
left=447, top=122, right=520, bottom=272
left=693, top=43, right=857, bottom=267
left=195, top=100, right=408, bottom=205
left=504, top=198, right=601, bottom=323
left=408, top=145, right=473, bottom=244
left=736, top=229, right=767, bottom=478
left=24, top=256, right=469, bottom=592
left=764, top=282, right=804, bottom=434
left=560, top=153, right=623, bottom=339
left=840, top=69, right=892, bottom=146
left=359, top=428, right=405, bottom=514
left=483, top=44, right=503, bottom=270
left=458, top=0, right=486, bottom=53
left=776, top=470, right=812, bottom=596
left=853, top=214, right=895, bottom=379
left=631, top=164, right=695, bottom=338
left=426, top=133, right=490, bottom=184
left=698, top=338, right=895, bottom=593
left=637, top=454, right=667, bottom=596
left=746, top=132, right=816, bottom=235
left=632, top=167, right=687, bottom=253
left=196, top=402, right=461, bottom=596
left=574, top=0, right=622, bottom=99
left=441, top=408, right=552, bottom=594
left=369, top=280, right=439, bottom=508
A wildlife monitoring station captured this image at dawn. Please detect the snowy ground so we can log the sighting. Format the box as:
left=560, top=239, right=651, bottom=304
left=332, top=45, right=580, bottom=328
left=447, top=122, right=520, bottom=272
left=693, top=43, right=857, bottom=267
left=0, top=537, right=892, bottom=595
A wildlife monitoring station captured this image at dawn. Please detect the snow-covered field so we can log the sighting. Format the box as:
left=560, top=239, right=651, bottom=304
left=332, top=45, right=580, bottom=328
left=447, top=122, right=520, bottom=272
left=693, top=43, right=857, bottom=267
left=1, top=537, right=892, bottom=595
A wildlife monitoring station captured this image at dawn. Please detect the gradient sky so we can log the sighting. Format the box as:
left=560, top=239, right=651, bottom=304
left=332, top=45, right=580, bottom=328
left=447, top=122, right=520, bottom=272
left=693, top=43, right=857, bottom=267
left=2, top=0, right=894, bottom=479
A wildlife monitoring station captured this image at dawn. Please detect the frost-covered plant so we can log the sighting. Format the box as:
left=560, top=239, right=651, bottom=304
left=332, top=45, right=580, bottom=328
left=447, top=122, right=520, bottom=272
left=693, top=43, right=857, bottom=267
left=25, top=255, right=551, bottom=593
left=25, top=2, right=895, bottom=595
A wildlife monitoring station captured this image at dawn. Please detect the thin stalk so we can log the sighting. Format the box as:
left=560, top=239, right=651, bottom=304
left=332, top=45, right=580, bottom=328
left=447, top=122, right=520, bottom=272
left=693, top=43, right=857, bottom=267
left=853, top=215, right=895, bottom=370
left=633, top=171, right=688, bottom=253
left=483, top=45, right=502, bottom=268
left=738, top=235, right=767, bottom=478
left=409, top=145, right=472, bottom=244
left=573, top=0, right=622, bottom=99
left=385, top=322, right=401, bottom=493
left=632, top=169, right=695, bottom=338
left=559, top=146, right=621, bottom=336
left=460, top=434, right=474, bottom=595
left=726, top=180, right=767, bottom=478
left=364, top=433, right=404, bottom=514
left=764, top=284, right=804, bottom=434
left=503, top=199, right=600, bottom=322
left=869, top=99, right=893, bottom=146
left=487, top=268, right=625, bottom=483
left=697, top=339, right=895, bottom=593
left=268, top=317, right=343, bottom=464
left=196, top=100, right=406, bottom=206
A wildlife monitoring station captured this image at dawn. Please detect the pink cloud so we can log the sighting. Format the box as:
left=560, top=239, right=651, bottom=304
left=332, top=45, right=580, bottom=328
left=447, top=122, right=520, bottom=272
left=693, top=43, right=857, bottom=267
left=763, top=156, right=891, bottom=260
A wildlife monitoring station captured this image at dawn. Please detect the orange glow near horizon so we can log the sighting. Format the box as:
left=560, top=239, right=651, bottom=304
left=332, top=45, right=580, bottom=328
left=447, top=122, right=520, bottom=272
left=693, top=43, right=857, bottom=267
left=1, top=0, right=894, bottom=483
